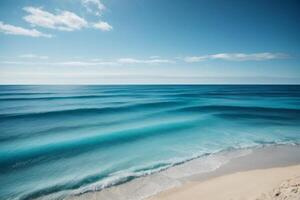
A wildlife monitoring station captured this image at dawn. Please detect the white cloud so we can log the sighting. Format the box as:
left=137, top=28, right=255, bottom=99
left=210, top=53, right=288, bottom=61
left=1, top=57, right=175, bottom=67
left=23, top=7, right=112, bottom=32
left=19, top=54, right=49, bottom=59
left=0, top=21, right=51, bottom=38
left=184, top=52, right=288, bottom=63
left=184, top=56, right=208, bottom=63
left=82, top=0, right=105, bottom=16
left=56, top=61, right=118, bottom=66
left=2, top=52, right=288, bottom=67
left=118, top=58, right=175, bottom=64
left=0, top=60, right=118, bottom=67
left=93, top=21, right=113, bottom=31
left=58, top=58, right=174, bottom=66
left=23, top=7, right=88, bottom=31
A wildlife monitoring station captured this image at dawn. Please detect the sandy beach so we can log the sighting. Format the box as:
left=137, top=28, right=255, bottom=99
left=149, top=164, right=300, bottom=200
left=69, top=145, right=300, bottom=200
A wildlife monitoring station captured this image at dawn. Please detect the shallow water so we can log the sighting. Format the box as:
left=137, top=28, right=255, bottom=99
left=0, top=85, right=300, bottom=200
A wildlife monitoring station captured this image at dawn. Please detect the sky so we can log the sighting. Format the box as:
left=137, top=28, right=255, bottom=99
left=0, top=0, right=299, bottom=84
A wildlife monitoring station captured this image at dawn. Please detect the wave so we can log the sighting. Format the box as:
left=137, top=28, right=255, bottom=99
left=0, top=105, right=188, bottom=143
left=0, top=94, right=145, bottom=101
left=2, top=87, right=299, bottom=101
left=2, top=104, right=299, bottom=122
left=0, top=118, right=198, bottom=172
left=178, top=104, right=300, bottom=112
left=20, top=161, right=175, bottom=200
left=10, top=147, right=235, bottom=200
left=17, top=143, right=299, bottom=200
left=1, top=104, right=299, bottom=172
left=0, top=92, right=55, bottom=96
left=1, top=104, right=299, bottom=170
left=177, top=105, right=300, bottom=118
left=215, top=113, right=300, bottom=124
left=0, top=101, right=185, bottom=121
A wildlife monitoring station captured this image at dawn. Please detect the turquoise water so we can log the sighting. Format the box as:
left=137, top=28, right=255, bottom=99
left=0, top=85, right=300, bottom=200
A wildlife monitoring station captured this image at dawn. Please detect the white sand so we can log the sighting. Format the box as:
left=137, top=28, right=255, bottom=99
left=149, top=165, right=300, bottom=200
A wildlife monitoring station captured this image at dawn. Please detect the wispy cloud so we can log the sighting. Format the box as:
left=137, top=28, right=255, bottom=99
left=118, top=58, right=175, bottom=64
left=59, top=57, right=175, bottom=66
left=56, top=61, right=118, bottom=66
left=23, top=6, right=113, bottom=32
left=1, top=52, right=289, bottom=67
left=19, top=54, right=49, bottom=59
left=0, top=21, right=52, bottom=38
left=93, top=21, right=113, bottom=31
left=184, top=56, right=207, bottom=63
left=1, top=57, right=175, bottom=67
left=81, top=0, right=105, bottom=16
left=184, top=52, right=288, bottom=63
left=0, top=60, right=118, bottom=67
left=23, top=7, right=88, bottom=31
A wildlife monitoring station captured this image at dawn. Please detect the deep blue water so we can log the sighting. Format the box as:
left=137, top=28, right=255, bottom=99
left=0, top=85, right=300, bottom=200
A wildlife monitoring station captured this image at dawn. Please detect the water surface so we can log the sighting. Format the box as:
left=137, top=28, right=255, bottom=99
left=0, top=85, right=300, bottom=199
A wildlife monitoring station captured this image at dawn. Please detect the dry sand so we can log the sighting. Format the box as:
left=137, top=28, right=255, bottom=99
left=149, top=164, right=300, bottom=200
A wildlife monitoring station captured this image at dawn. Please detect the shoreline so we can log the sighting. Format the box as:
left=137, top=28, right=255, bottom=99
left=149, top=164, right=300, bottom=200
left=67, top=144, right=300, bottom=200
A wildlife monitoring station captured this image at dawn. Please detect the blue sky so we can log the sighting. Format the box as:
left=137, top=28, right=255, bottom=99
left=0, top=0, right=299, bottom=84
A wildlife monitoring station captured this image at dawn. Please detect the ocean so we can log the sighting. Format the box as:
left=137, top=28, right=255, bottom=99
left=0, top=85, right=300, bottom=200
